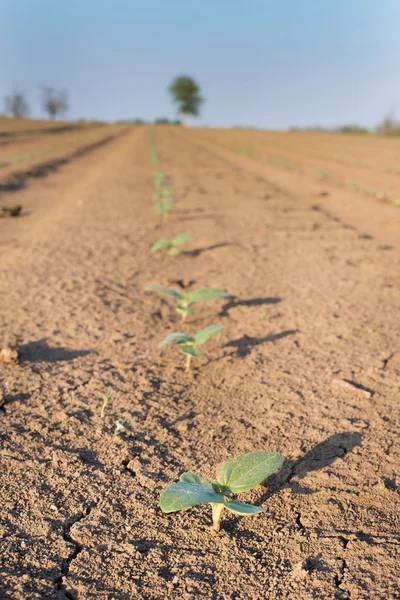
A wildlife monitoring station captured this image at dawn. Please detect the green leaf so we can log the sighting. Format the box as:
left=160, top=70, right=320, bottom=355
left=164, top=198, right=174, bottom=210
left=159, top=333, right=193, bottom=348
left=145, top=285, right=182, bottom=300
left=160, top=480, right=224, bottom=513
left=180, top=472, right=214, bottom=489
left=151, top=239, right=172, bottom=252
left=168, top=246, right=180, bottom=256
left=194, top=324, right=225, bottom=345
left=179, top=344, right=202, bottom=357
left=187, top=288, right=230, bottom=305
left=154, top=202, right=165, bottom=213
left=171, top=233, right=192, bottom=246
left=160, top=187, right=173, bottom=198
left=153, top=172, right=166, bottom=186
left=217, top=452, right=284, bottom=493
left=154, top=198, right=174, bottom=214
left=223, top=500, right=265, bottom=516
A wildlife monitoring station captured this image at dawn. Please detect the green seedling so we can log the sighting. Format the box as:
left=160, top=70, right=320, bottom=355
left=152, top=187, right=174, bottom=201
left=114, top=417, right=134, bottom=436
left=234, top=146, right=260, bottom=159
left=145, top=285, right=230, bottom=319
left=99, top=386, right=112, bottom=418
left=151, top=233, right=193, bottom=256
left=154, top=197, right=174, bottom=217
left=317, top=170, right=328, bottom=180
left=159, top=324, right=224, bottom=371
left=269, top=156, right=301, bottom=172
left=153, top=172, right=168, bottom=187
left=160, top=451, right=284, bottom=531
left=149, top=126, right=159, bottom=165
left=264, top=221, right=272, bottom=228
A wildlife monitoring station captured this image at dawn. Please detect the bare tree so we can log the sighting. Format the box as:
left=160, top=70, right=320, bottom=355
left=41, top=87, right=69, bottom=119
left=4, top=89, right=29, bottom=118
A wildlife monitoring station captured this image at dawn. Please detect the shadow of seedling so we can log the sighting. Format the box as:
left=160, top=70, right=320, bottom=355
left=219, top=296, right=282, bottom=317
left=224, top=329, right=297, bottom=358
left=259, top=431, right=363, bottom=501
left=178, top=213, right=219, bottom=222
left=181, top=242, right=231, bottom=258
left=19, top=338, right=92, bottom=363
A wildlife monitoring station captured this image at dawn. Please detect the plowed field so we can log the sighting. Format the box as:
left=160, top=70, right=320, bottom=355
left=1, top=126, right=399, bottom=599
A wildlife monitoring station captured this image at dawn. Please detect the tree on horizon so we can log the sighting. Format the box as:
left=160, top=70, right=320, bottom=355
left=168, top=76, right=203, bottom=124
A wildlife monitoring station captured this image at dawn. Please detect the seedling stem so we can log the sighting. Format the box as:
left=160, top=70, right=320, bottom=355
left=100, top=387, right=112, bottom=418
left=211, top=502, right=224, bottom=532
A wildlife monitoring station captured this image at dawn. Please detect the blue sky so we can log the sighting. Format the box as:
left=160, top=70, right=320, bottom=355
left=1, top=0, right=400, bottom=128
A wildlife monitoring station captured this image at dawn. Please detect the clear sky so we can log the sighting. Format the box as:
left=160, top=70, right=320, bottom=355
left=1, top=0, right=400, bottom=129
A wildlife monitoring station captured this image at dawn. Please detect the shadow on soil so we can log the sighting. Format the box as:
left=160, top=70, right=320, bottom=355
left=260, top=431, right=363, bottom=501
left=177, top=213, right=219, bottom=222
left=182, top=242, right=231, bottom=258
left=224, top=329, right=296, bottom=357
left=219, top=295, right=282, bottom=317
left=225, top=433, right=363, bottom=534
left=19, top=338, right=92, bottom=363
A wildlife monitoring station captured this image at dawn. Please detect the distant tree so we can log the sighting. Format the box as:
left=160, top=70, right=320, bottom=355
left=154, top=117, right=180, bottom=125
left=335, top=124, right=369, bottom=134
left=41, top=87, right=69, bottom=119
left=168, top=76, right=203, bottom=123
left=4, top=89, right=29, bottom=118
left=375, top=113, right=400, bottom=136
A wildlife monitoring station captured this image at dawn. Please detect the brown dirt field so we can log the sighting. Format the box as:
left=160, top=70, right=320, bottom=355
left=197, top=128, right=400, bottom=204
left=0, top=118, right=73, bottom=134
left=0, top=124, right=126, bottom=188
left=0, top=126, right=399, bottom=600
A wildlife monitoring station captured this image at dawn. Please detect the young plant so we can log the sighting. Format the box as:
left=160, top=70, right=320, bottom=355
left=153, top=172, right=168, bottom=187
left=159, top=324, right=224, bottom=371
left=99, top=387, right=112, bottom=418
left=154, top=197, right=174, bottom=217
left=145, top=285, right=230, bottom=319
left=151, top=233, right=192, bottom=256
left=114, top=417, right=134, bottom=436
left=152, top=187, right=174, bottom=202
left=149, top=126, right=159, bottom=165
left=160, top=451, right=284, bottom=531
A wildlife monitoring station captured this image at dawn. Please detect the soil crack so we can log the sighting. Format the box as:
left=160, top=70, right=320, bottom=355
left=56, top=506, right=92, bottom=599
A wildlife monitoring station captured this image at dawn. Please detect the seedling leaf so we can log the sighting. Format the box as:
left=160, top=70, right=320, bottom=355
left=160, top=451, right=284, bottom=530
left=179, top=344, right=202, bottom=357
left=159, top=332, right=193, bottom=347
left=217, top=451, right=284, bottom=493
left=194, top=324, right=224, bottom=345
left=160, top=480, right=224, bottom=513
left=151, top=239, right=172, bottom=252
left=145, top=285, right=182, bottom=300
left=114, top=418, right=133, bottom=436
left=153, top=172, right=167, bottom=187
left=223, top=500, right=264, bottom=516
left=180, top=472, right=214, bottom=489
left=171, top=233, right=192, bottom=246
left=187, top=288, right=230, bottom=304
